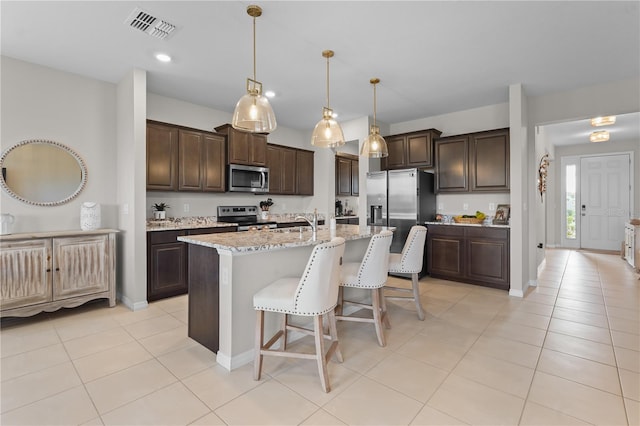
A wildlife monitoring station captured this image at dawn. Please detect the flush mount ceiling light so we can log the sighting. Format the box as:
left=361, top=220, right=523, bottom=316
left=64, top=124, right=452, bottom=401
left=311, top=50, right=345, bottom=148
left=360, top=78, right=388, bottom=158
left=590, top=116, right=616, bottom=127
left=590, top=130, right=610, bottom=142
left=231, top=5, right=277, bottom=133
left=155, top=53, right=172, bottom=63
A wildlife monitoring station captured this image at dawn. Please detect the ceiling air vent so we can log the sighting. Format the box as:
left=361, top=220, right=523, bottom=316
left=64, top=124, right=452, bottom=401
left=125, top=8, right=176, bottom=40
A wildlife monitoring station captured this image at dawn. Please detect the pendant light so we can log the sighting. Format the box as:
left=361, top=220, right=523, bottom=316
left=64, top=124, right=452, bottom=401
left=360, top=78, right=388, bottom=158
left=232, top=5, right=277, bottom=133
left=311, top=50, right=345, bottom=148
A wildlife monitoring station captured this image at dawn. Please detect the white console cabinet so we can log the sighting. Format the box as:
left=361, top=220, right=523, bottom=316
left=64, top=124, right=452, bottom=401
left=0, top=230, right=117, bottom=317
left=624, top=223, right=639, bottom=272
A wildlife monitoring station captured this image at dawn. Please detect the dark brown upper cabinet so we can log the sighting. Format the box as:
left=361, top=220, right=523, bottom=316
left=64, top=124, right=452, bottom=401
left=382, top=129, right=442, bottom=170
left=335, top=153, right=359, bottom=196
left=435, top=128, right=510, bottom=194
left=146, top=121, right=179, bottom=191
left=469, top=129, right=510, bottom=192
left=178, top=130, right=226, bottom=192
left=265, top=143, right=315, bottom=196
left=215, top=124, right=267, bottom=166
left=147, top=120, right=225, bottom=193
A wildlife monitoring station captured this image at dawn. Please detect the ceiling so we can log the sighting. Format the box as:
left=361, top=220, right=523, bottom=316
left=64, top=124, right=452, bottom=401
left=2, top=1, right=639, bottom=145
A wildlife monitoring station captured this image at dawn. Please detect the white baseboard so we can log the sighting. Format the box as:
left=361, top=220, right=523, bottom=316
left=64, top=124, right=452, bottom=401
left=509, top=288, right=524, bottom=298
left=118, top=293, right=148, bottom=311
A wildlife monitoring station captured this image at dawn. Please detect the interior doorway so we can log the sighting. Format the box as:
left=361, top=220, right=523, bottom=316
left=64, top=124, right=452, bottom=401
left=561, top=153, right=632, bottom=250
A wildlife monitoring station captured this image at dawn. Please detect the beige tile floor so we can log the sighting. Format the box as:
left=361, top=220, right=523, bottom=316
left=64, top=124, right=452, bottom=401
left=1, top=249, right=638, bottom=425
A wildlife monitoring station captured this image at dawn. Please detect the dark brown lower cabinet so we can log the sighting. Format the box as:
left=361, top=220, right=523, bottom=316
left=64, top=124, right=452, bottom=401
left=427, top=224, right=509, bottom=290
left=336, top=217, right=359, bottom=225
left=147, top=226, right=236, bottom=302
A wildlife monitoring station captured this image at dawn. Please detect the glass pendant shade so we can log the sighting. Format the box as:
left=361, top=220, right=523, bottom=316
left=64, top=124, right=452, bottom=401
left=311, top=50, right=344, bottom=148
left=360, top=125, right=388, bottom=158
left=360, top=78, right=388, bottom=157
left=232, top=79, right=277, bottom=133
left=231, top=5, right=277, bottom=133
left=312, top=107, right=345, bottom=148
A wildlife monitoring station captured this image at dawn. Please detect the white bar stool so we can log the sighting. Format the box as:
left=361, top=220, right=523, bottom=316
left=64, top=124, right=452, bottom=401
left=253, top=237, right=345, bottom=393
left=386, top=225, right=427, bottom=320
left=336, top=230, right=393, bottom=346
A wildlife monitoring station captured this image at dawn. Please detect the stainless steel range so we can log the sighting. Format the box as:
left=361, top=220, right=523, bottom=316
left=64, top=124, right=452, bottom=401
left=217, top=205, right=277, bottom=231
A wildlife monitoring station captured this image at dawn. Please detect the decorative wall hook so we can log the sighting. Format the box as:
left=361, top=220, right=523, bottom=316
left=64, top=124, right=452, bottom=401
left=537, top=153, right=550, bottom=202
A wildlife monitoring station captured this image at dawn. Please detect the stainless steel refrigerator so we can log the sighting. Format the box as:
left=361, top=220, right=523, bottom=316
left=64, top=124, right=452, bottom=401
left=367, top=169, right=436, bottom=276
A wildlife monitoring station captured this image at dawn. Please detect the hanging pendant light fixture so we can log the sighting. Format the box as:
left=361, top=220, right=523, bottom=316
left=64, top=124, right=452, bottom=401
left=360, top=78, right=388, bottom=158
left=232, top=5, right=277, bottom=133
left=311, top=50, right=345, bottom=148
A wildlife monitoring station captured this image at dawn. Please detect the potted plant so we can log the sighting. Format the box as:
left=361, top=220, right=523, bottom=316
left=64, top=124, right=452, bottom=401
left=259, top=198, right=273, bottom=219
left=152, top=202, right=170, bottom=220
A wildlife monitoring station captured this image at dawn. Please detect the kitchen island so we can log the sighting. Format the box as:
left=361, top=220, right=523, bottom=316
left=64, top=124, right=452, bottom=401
left=178, top=224, right=393, bottom=371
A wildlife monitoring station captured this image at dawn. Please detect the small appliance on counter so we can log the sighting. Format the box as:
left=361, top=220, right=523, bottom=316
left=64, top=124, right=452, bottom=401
left=335, top=200, right=343, bottom=217
left=217, top=205, right=277, bottom=231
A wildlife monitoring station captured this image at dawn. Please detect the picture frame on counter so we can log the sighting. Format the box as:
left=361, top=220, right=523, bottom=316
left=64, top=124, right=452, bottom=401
left=493, top=204, right=510, bottom=225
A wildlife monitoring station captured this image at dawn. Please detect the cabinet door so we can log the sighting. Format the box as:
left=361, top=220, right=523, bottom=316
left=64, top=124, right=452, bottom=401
left=296, top=149, right=314, bottom=195
left=466, top=234, right=509, bottom=289
left=266, top=145, right=283, bottom=194
left=384, top=135, right=407, bottom=169
left=351, top=159, right=359, bottom=195
left=435, top=136, right=469, bottom=193
left=178, top=129, right=203, bottom=191
left=227, top=128, right=251, bottom=165
left=202, top=133, right=226, bottom=192
left=53, top=235, right=110, bottom=301
left=336, top=157, right=352, bottom=196
left=428, top=235, right=465, bottom=279
left=281, top=147, right=297, bottom=194
left=470, top=129, right=510, bottom=192
left=406, top=131, right=433, bottom=167
left=250, top=134, right=267, bottom=166
left=0, top=239, right=52, bottom=310
left=147, top=122, right=178, bottom=190
left=147, top=231, right=187, bottom=301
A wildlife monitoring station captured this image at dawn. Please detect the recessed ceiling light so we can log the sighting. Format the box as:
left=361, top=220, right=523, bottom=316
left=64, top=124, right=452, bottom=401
left=590, top=130, right=610, bottom=142
left=264, top=90, right=275, bottom=98
left=590, top=116, right=616, bottom=127
left=155, top=53, right=172, bottom=63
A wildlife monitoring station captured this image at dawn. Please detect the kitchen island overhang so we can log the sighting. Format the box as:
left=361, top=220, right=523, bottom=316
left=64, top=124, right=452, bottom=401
left=178, top=224, right=395, bottom=371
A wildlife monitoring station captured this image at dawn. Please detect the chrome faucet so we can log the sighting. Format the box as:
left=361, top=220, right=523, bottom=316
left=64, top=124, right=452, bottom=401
left=295, top=208, right=318, bottom=239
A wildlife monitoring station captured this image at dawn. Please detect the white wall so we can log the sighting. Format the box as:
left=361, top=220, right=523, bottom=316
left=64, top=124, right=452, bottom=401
left=0, top=56, right=118, bottom=233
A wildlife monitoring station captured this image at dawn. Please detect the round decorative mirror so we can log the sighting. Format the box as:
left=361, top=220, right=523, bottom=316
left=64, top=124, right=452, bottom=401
left=0, top=140, right=87, bottom=206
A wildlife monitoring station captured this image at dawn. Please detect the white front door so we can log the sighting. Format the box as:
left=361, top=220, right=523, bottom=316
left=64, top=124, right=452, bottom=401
left=580, top=154, right=631, bottom=251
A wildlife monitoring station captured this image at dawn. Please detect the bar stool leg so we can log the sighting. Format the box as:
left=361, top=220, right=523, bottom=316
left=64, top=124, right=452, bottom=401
left=412, top=273, right=425, bottom=321
left=254, top=310, right=264, bottom=380
left=327, top=310, right=343, bottom=363
left=371, top=289, right=386, bottom=347
left=313, top=315, right=330, bottom=392
left=380, top=287, right=391, bottom=329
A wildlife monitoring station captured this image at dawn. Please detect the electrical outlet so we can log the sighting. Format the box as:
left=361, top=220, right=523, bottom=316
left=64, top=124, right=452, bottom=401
left=438, top=203, right=444, bottom=210
left=489, top=203, right=495, bottom=211
left=184, top=203, right=190, bottom=213
left=463, top=203, right=469, bottom=211
left=121, top=204, right=129, bottom=215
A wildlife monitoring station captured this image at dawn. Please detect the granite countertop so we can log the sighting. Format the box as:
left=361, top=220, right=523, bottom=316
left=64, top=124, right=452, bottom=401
left=424, top=221, right=510, bottom=229
left=146, top=214, right=326, bottom=232
left=335, top=215, right=359, bottom=219
left=178, top=224, right=393, bottom=254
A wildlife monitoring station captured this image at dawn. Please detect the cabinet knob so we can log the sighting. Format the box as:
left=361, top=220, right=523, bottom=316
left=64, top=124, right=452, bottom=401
left=46, top=268, right=51, bottom=272
left=55, top=267, right=60, bottom=271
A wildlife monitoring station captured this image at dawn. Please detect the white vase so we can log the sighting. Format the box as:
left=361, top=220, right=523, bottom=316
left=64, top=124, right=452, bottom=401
left=154, top=211, right=166, bottom=220
left=261, top=211, right=268, bottom=220
left=80, top=202, right=101, bottom=230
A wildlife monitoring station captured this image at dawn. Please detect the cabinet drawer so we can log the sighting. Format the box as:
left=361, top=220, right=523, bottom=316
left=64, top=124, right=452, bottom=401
left=465, top=227, right=509, bottom=239
left=427, top=225, right=465, bottom=237
left=148, top=230, right=186, bottom=245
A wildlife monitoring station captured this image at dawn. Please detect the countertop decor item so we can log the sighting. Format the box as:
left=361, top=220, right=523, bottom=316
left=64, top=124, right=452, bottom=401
left=152, top=202, right=170, bottom=220
left=80, top=202, right=101, bottom=230
left=493, top=204, right=510, bottom=225
left=259, top=198, right=273, bottom=211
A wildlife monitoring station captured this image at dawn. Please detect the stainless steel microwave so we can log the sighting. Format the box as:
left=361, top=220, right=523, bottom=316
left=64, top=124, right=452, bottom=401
left=227, top=164, right=269, bottom=193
